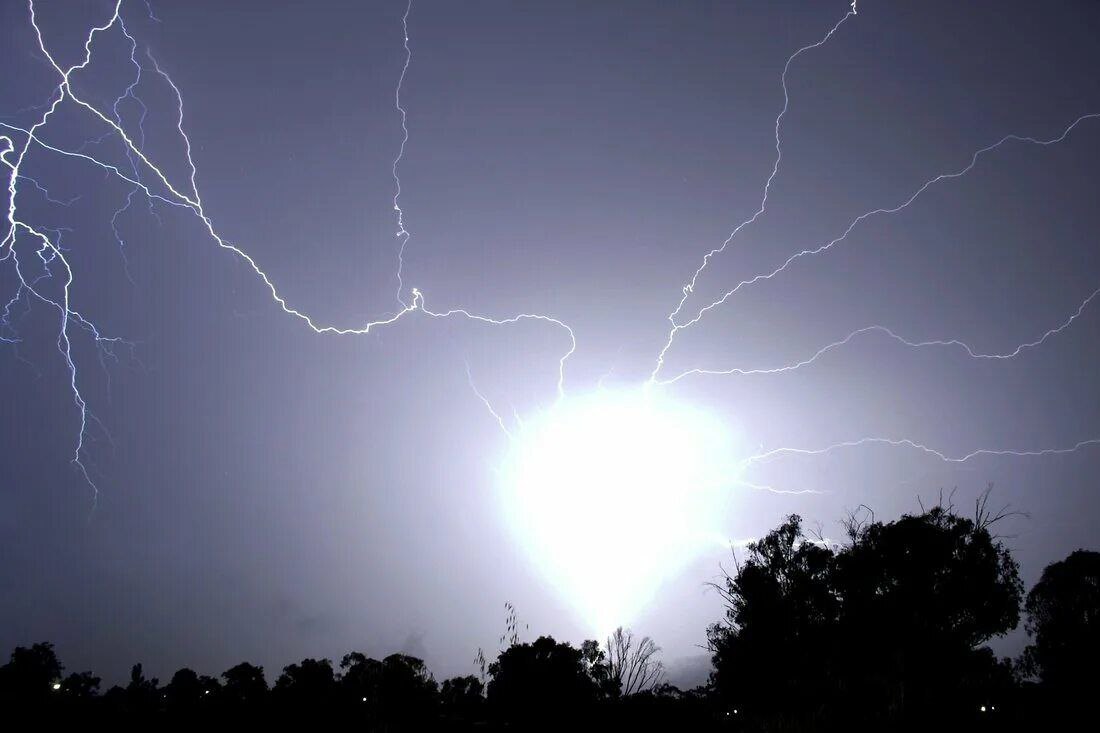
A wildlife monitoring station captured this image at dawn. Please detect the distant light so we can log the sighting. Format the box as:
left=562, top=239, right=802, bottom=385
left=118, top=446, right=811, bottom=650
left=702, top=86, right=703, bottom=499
left=501, top=387, right=738, bottom=633
left=362, top=696, right=368, bottom=703
left=733, top=709, right=739, bottom=714
left=204, top=690, right=210, bottom=695
left=51, top=682, right=61, bottom=691
left=980, top=705, right=987, bottom=712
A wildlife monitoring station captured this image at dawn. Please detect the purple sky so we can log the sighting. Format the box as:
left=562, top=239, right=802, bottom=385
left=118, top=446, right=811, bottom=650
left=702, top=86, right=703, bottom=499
left=2, top=0, right=1099, bottom=687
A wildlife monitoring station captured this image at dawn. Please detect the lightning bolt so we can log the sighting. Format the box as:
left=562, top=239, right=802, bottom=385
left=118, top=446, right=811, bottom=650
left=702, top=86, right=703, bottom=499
left=465, top=360, right=514, bottom=441
left=1, top=0, right=575, bottom=503
left=656, top=285, right=1100, bottom=384
left=1, top=3, right=133, bottom=503
left=654, top=3, right=857, bottom=382
left=645, top=2, right=1100, bottom=491
left=106, top=17, right=159, bottom=285
left=3, top=0, right=1098, bottom=508
left=742, top=437, right=1100, bottom=469
left=393, top=0, right=413, bottom=308
left=662, top=110, right=1100, bottom=487
left=652, top=112, right=1100, bottom=383
left=733, top=479, right=826, bottom=497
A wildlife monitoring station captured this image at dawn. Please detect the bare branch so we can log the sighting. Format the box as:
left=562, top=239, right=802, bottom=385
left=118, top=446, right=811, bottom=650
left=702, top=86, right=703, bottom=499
left=604, top=627, right=665, bottom=696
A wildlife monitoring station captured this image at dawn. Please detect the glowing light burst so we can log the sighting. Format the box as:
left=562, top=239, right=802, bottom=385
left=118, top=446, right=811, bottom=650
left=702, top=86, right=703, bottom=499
left=499, top=387, right=740, bottom=634
left=3, top=0, right=1100, bottom=624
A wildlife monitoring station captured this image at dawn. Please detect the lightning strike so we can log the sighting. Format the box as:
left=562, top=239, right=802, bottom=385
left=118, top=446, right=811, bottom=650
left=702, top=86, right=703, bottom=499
left=733, top=479, right=826, bottom=497
left=465, top=360, right=514, bottom=441
left=657, top=284, right=1100, bottom=384
left=393, top=0, right=413, bottom=307
left=2, top=0, right=575, bottom=503
left=643, top=1, right=1100, bottom=492
left=657, top=3, right=857, bottom=378
left=652, top=112, right=1100, bottom=382
left=742, top=437, right=1100, bottom=470
left=3, top=0, right=1098, bottom=514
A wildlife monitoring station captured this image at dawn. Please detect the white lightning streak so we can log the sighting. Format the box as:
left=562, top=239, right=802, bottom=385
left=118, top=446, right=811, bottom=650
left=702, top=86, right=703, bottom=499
left=651, top=112, right=1100, bottom=381
left=742, top=437, right=1100, bottom=469
left=734, top=479, right=826, bottom=496
left=654, top=3, right=856, bottom=381
left=657, top=284, right=1100, bottom=384
left=2, top=0, right=576, bottom=499
left=393, top=0, right=413, bottom=307
left=1, top=1, right=130, bottom=503
left=465, top=360, right=514, bottom=440
left=733, top=436, right=1100, bottom=496
left=5, top=0, right=1097, bottom=507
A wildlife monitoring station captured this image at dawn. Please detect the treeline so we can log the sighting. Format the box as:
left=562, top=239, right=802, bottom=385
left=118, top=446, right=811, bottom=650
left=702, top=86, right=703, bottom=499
left=0, top=634, right=701, bottom=730
left=2, top=493, right=1098, bottom=731
left=703, top=493, right=1100, bottom=731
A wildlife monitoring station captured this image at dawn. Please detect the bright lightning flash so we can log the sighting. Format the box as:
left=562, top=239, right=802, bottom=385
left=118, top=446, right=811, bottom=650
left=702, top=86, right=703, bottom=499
left=0, top=0, right=575, bottom=505
left=4, top=0, right=1100, bottom=625
left=499, top=386, right=740, bottom=634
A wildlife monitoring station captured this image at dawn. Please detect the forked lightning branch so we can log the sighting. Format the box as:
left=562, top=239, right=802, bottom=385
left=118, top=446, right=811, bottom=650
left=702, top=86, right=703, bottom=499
left=2, top=0, right=1098, bottom=504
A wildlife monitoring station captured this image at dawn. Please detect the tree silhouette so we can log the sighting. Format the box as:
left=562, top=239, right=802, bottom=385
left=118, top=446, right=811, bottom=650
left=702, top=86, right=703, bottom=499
left=162, top=667, right=221, bottom=719
left=835, top=503, right=1022, bottom=721
left=164, top=667, right=201, bottom=710
left=0, top=641, right=64, bottom=711
left=220, top=661, right=268, bottom=708
left=274, top=657, right=337, bottom=700
left=709, top=502, right=1023, bottom=727
left=1020, top=549, right=1100, bottom=691
left=439, top=674, right=485, bottom=720
left=337, top=651, right=439, bottom=727
left=339, top=651, right=383, bottom=709
left=376, top=653, right=439, bottom=726
left=60, top=670, right=100, bottom=699
left=579, top=639, right=617, bottom=697
left=604, top=627, right=665, bottom=697
left=339, top=651, right=382, bottom=707
left=272, top=657, right=339, bottom=722
left=487, top=636, right=601, bottom=724
left=122, top=663, right=161, bottom=717
left=3, top=501, right=1092, bottom=730
left=707, top=515, right=838, bottom=721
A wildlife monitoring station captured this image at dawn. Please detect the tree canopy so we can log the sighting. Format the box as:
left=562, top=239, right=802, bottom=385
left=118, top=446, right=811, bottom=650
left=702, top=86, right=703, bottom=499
left=3, top=501, right=1098, bottom=731
left=1020, top=549, right=1100, bottom=690
left=708, top=503, right=1023, bottom=727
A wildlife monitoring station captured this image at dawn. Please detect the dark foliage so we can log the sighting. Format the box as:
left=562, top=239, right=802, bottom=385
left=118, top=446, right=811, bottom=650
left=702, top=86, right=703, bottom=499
left=486, top=635, right=602, bottom=724
left=0, top=641, right=64, bottom=709
left=707, top=503, right=1026, bottom=730
left=439, top=674, right=484, bottom=719
left=221, top=661, right=268, bottom=708
left=1, top=505, right=1096, bottom=731
left=1020, top=549, right=1100, bottom=689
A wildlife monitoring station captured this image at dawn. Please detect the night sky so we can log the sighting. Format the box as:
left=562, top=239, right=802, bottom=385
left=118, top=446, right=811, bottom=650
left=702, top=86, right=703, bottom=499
left=2, top=0, right=1099, bottom=687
